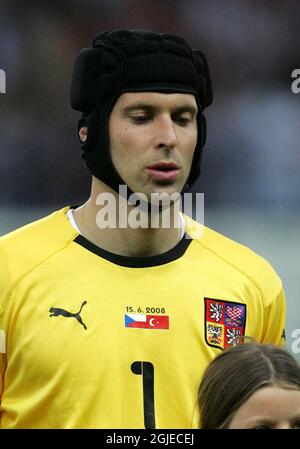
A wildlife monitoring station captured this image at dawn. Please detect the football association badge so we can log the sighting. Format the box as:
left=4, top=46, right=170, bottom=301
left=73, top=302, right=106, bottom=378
left=204, top=298, right=246, bottom=350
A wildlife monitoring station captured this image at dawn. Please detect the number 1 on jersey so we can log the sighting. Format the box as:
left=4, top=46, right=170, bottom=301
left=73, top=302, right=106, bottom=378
left=131, top=361, right=156, bottom=429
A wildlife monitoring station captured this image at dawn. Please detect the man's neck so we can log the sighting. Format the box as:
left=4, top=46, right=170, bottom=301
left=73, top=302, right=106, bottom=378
left=72, top=182, right=184, bottom=258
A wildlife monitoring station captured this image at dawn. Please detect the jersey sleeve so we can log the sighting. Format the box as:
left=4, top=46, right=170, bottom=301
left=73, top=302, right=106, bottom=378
left=261, top=287, right=286, bottom=346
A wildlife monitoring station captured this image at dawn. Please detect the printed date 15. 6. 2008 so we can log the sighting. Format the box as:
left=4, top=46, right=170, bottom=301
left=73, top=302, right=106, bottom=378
left=126, top=306, right=166, bottom=314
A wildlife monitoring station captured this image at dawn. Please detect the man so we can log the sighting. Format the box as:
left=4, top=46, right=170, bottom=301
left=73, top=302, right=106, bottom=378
left=0, top=30, right=285, bottom=429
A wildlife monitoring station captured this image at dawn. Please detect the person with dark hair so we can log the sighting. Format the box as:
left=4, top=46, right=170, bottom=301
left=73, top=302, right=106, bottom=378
left=0, top=30, right=286, bottom=428
left=198, top=342, right=300, bottom=429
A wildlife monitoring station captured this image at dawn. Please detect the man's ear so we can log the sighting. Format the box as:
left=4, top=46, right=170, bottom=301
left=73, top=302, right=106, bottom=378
left=77, top=114, right=99, bottom=152
left=79, top=126, right=88, bottom=143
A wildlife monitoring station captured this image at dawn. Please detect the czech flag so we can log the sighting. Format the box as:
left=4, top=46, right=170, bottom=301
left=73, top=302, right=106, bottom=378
left=125, top=313, right=169, bottom=330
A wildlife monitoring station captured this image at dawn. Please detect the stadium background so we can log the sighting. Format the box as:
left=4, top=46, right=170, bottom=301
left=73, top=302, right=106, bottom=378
left=0, top=0, right=299, bottom=359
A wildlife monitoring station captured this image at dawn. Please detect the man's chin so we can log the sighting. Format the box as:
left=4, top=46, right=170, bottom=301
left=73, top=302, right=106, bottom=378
left=133, top=190, right=182, bottom=211
left=124, top=180, right=185, bottom=208
left=149, top=179, right=185, bottom=194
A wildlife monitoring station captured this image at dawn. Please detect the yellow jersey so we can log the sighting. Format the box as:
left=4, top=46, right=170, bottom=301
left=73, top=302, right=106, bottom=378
left=0, top=207, right=285, bottom=428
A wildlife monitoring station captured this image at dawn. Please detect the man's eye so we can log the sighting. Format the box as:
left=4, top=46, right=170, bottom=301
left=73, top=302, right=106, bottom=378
left=130, top=115, right=151, bottom=123
left=174, top=115, right=193, bottom=126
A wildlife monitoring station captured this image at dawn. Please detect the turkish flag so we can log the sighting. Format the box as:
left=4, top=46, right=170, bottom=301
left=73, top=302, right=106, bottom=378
left=145, top=315, right=169, bottom=330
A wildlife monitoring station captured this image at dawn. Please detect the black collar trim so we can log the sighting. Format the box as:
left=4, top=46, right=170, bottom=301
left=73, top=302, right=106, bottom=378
left=73, top=234, right=192, bottom=268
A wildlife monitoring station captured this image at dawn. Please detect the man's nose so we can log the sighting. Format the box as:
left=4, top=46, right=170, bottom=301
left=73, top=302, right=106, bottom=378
left=154, top=116, right=177, bottom=149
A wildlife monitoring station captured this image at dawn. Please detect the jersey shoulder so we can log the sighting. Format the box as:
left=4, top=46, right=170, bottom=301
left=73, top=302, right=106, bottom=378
left=184, top=214, right=283, bottom=305
left=0, top=207, right=76, bottom=312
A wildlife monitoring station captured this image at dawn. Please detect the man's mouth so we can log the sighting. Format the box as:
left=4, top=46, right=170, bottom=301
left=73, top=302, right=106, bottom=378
left=146, top=162, right=180, bottom=181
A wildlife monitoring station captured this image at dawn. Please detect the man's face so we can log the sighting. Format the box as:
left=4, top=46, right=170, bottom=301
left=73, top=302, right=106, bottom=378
left=108, top=92, right=198, bottom=199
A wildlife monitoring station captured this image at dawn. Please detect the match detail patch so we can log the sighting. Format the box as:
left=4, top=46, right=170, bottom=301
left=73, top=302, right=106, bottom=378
left=125, top=313, right=169, bottom=330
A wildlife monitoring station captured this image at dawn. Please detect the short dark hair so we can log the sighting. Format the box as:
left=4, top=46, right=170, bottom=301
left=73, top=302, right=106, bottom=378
left=198, top=342, right=300, bottom=429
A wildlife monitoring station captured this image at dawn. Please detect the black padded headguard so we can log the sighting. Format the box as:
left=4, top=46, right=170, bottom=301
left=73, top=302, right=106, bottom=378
left=70, top=30, right=213, bottom=194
